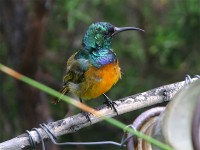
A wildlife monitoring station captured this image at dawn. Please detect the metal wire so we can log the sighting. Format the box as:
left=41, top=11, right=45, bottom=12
left=120, top=125, right=136, bottom=146
left=40, top=123, right=126, bottom=147
left=185, top=74, right=200, bottom=85
left=32, top=128, right=45, bottom=150
left=26, top=130, right=36, bottom=150
left=194, top=75, right=200, bottom=78
left=25, top=122, right=137, bottom=149
left=185, top=74, right=192, bottom=85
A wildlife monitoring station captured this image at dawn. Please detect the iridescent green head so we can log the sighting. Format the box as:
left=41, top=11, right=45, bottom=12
left=77, top=22, right=144, bottom=68
left=82, top=22, right=144, bottom=51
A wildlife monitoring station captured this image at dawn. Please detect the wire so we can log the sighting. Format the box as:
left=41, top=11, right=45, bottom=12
left=26, top=130, right=36, bottom=150
left=32, top=128, right=45, bottom=150
left=185, top=74, right=200, bottom=85
left=40, top=123, right=126, bottom=147
left=120, top=125, right=136, bottom=146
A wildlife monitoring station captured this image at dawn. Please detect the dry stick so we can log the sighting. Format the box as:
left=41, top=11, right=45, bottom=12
left=0, top=78, right=197, bottom=150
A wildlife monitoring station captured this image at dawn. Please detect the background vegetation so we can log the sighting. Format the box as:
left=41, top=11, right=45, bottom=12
left=0, top=0, right=199, bottom=149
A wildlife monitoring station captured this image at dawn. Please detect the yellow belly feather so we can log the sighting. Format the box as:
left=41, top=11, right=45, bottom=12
left=78, top=61, right=121, bottom=99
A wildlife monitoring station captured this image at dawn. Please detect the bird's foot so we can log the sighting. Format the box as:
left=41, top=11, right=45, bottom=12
left=82, top=111, right=92, bottom=124
left=103, top=94, right=119, bottom=115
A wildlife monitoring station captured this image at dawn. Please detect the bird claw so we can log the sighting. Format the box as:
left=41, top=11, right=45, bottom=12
left=82, top=111, right=92, bottom=124
left=103, top=94, right=119, bottom=115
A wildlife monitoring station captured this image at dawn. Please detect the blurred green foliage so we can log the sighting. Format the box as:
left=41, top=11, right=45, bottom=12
left=0, top=0, right=200, bottom=149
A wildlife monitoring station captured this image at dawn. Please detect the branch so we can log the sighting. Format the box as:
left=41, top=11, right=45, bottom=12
left=0, top=78, right=197, bottom=150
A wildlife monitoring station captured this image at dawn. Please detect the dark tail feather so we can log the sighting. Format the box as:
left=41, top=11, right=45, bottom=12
left=51, top=86, right=69, bottom=104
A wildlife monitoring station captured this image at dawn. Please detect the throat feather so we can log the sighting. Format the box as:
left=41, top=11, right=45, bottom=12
left=89, top=50, right=116, bottom=68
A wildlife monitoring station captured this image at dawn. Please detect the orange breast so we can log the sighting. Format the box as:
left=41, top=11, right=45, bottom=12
left=79, top=60, right=121, bottom=99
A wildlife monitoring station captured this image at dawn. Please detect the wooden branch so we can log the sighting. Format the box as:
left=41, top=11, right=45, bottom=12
left=0, top=78, right=198, bottom=150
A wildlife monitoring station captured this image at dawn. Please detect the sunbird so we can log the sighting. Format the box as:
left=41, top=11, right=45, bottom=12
left=54, top=22, right=144, bottom=120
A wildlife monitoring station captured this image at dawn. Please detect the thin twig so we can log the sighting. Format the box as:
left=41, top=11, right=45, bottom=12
left=0, top=78, right=198, bottom=150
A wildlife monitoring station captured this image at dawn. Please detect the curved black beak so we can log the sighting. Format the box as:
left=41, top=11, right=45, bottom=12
left=111, top=27, right=145, bottom=37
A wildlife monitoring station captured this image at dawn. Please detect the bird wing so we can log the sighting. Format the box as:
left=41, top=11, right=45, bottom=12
left=64, top=52, right=89, bottom=84
left=52, top=52, right=89, bottom=104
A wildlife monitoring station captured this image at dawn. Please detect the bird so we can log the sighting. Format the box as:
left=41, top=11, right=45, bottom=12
left=54, top=22, right=144, bottom=120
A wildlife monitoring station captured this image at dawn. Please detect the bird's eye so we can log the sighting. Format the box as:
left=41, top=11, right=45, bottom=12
left=104, top=31, right=110, bottom=36
left=108, top=27, right=114, bottom=34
